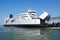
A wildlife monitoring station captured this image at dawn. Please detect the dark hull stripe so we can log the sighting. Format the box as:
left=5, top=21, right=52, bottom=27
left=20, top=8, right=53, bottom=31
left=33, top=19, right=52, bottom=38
left=4, top=24, right=48, bottom=28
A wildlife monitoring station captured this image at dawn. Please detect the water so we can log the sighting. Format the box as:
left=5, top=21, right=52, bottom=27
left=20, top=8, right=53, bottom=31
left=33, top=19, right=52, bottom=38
left=0, top=26, right=60, bottom=40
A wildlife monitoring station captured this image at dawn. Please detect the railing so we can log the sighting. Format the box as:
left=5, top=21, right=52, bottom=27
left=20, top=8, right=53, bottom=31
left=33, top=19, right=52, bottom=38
left=50, top=16, right=60, bottom=20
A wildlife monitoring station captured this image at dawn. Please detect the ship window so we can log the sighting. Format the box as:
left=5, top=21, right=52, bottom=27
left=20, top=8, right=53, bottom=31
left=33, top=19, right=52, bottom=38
left=32, top=14, right=35, bottom=15
left=11, top=20, right=15, bottom=22
left=21, top=16, right=28, bottom=18
left=23, top=16, right=28, bottom=17
left=6, top=20, right=8, bottom=23
left=28, top=12, right=36, bottom=13
left=22, top=14, right=26, bottom=15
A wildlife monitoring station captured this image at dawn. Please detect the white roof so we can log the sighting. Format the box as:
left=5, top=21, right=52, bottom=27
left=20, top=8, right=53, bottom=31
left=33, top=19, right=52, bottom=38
left=39, top=11, right=48, bottom=20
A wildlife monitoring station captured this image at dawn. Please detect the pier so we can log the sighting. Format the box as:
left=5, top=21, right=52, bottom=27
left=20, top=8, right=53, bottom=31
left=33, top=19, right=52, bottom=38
left=33, top=16, right=60, bottom=27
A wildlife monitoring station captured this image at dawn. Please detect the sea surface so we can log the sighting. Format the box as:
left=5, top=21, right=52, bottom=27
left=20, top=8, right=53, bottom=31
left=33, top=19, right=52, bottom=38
left=0, top=26, right=60, bottom=40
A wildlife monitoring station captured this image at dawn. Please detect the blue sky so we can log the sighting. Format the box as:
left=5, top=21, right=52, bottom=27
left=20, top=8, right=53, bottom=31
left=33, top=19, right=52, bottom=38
left=0, top=0, right=60, bottom=24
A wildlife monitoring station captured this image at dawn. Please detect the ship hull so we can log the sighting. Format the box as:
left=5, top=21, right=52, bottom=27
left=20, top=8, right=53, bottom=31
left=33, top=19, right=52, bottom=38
left=4, top=24, right=49, bottom=28
left=4, top=24, right=41, bottom=27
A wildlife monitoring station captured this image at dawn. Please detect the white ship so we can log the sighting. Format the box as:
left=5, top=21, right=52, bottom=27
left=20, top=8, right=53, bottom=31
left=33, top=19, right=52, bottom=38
left=4, top=9, right=49, bottom=27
